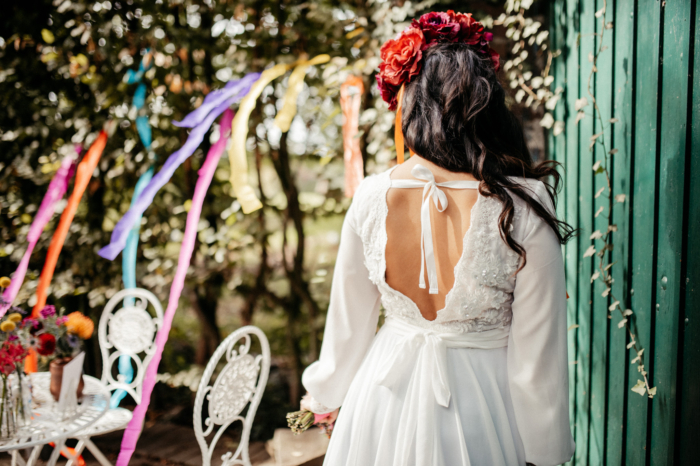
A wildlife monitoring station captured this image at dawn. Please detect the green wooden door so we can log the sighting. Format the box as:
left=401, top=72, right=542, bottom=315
left=549, top=0, right=699, bottom=464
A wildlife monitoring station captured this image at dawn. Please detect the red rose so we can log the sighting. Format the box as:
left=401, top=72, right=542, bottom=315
left=448, top=11, right=485, bottom=45
left=487, top=46, right=501, bottom=72
left=412, top=12, right=460, bottom=46
left=377, top=27, right=425, bottom=110
left=37, top=333, right=56, bottom=356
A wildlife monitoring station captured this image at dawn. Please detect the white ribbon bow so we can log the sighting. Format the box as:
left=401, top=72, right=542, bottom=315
left=374, top=318, right=510, bottom=466
left=390, top=164, right=479, bottom=294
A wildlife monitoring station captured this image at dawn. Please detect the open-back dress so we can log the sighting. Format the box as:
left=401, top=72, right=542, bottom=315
left=302, top=164, right=575, bottom=466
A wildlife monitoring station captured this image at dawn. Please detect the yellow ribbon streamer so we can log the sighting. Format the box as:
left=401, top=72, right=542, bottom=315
left=228, top=65, right=289, bottom=214
left=274, top=54, right=331, bottom=132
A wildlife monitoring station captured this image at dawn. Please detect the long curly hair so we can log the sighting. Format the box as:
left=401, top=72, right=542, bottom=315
left=401, top=42, right=574, bottom=269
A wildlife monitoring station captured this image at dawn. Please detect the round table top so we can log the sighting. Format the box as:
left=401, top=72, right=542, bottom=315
left=0, top=372, right=109, bottom=451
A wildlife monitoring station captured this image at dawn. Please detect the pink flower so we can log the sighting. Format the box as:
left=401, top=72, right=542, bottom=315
left=40, top=305, right=56, bottom=318
left=56, top=316, right=68, bottom=326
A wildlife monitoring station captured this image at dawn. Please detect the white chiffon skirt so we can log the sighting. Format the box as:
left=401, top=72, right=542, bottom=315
left=323, top=319, right=527, bottom=466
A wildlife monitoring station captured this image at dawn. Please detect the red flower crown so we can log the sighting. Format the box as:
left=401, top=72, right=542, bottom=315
left=376, top=11, right=500, bottom=110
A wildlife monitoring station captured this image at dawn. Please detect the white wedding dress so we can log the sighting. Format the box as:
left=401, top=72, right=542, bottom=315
left=302, top=165, right=575, bottom=466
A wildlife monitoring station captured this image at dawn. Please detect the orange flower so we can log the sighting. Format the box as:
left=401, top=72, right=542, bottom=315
left=65, top=312, right=94, bottom=340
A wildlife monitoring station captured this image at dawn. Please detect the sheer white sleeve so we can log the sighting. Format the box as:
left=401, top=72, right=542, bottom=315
left=507, top=182, right=575, bottom=465
left=301, top=193, right=382, bottom=413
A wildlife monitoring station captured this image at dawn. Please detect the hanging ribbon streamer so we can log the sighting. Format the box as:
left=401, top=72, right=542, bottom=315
left=114, top=51, right=156, bottom=409
left=32, top=132, right=108, bottom=316
left=98, top=73, right=260, bottom=261
left=26, top=132, right=108, bottom=373
left=228, top=66, right=288, bottom=214
left=0, top=152, right=77, bottom=316
left=274, top=54, right=331, bottom=132
left=340, top=75, right=365, bottom=197
left=394, top=84, right=414, bottom=164
left=116, top=109, right=235, bottom=466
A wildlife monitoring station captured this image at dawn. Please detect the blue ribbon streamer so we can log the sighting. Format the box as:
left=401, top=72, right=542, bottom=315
left=112, top=50, right=154, bottom=409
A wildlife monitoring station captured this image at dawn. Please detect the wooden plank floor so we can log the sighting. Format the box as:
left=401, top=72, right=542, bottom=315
left=0, top=423, right=272, bottom=466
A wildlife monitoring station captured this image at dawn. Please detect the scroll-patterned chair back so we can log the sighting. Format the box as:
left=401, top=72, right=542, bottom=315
left=98, top=287, right=164, bottom=405
left=194, top=326, right=271, bottom=466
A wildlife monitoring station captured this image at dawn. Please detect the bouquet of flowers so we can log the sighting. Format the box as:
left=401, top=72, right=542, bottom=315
left=286, top=394, right=337, bottom=438
left=21, top=305, right=94, bottom=360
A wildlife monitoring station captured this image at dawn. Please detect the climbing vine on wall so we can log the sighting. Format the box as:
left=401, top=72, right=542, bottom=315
left=575, top=0, right=656, bottom=398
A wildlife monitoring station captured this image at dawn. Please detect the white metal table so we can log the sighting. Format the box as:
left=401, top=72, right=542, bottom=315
left=0, top=373, right=110, bottom=466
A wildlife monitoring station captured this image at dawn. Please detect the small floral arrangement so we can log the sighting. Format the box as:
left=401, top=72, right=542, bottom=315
left=22, top=307, right=94, bottom=360
left=0, top=276, right=94, bottom=362
left=286, top=394, right=337, bottom=438
left=376, top=10, right=500, bottom=110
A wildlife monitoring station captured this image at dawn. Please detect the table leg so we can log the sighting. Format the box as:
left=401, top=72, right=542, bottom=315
left=47, top=439, right=65, bottom=466
left=25, top=446, right=41, bottom=466
left=85, top=438, right=113, bottom=466
left=11, top=450, right=27, bottom=466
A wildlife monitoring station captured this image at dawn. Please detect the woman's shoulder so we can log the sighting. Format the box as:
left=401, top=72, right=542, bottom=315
left=507, top=176, right=555, bottom=216
left=351, top=167, right=394, bottom=206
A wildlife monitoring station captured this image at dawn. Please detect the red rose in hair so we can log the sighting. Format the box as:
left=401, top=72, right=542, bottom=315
left=37, top=333, right=56, bottom=356
left=377, top=27, right=425, bottom=110
left=487, top=46, right=501, bottom=72
left=412, top=12, right=460, bottom=46
left=448, top=11, right=485, bottom=45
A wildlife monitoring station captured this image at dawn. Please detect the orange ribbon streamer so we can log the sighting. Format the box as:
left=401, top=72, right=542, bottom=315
left=26, top=131, right=107, bottom=373
left=340, top=75, right=364, bottom=197
left=394, top=85, right=414, bottom=164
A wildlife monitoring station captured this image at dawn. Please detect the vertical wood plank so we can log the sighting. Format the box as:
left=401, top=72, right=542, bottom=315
left=590, top=0, right=614, bottom=461
left=607, top=0, right=636, bottom=463
left=649, top=0, right=691, bottom=464
left=626, top=0, right=662, bottom=463
left=563, top=2, right=581, bottom=463
left=677, top=3, right=700, bottom=464
left=576, top=0, right=596, bottom=462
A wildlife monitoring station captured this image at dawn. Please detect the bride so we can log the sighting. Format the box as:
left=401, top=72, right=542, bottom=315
left=300, top=11, right=576, bottom=466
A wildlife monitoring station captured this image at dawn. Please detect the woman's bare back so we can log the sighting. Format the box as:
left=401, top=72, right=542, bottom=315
left=385, top=155, right=479, bottom=321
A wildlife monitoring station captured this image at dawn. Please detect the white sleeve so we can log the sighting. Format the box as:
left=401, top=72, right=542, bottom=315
left=301, top=194, right=382, bottom=412
left=507, top=183, right=575, bottom=465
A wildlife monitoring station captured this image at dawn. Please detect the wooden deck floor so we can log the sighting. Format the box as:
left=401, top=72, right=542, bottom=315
left=0, top=423, right=327, bottom=466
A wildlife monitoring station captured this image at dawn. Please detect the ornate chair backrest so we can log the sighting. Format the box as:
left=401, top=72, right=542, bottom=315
left=98, top=287, right=164, bottom=406
left=194, top=326, right=271, bottom=466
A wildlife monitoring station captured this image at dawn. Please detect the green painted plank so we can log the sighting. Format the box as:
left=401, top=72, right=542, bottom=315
left=576, top=0, right=596, bottom=462
left=649, top=0, right=692, bottom=464
left=626, top=0, right=662, bottom=463
left=607, top=0, right=636, bottom=463
left=562, top=2, right=581, bottom=463
left=589, top=0, right=614, bottom=461
left=677, top=4, right=700, bottom=464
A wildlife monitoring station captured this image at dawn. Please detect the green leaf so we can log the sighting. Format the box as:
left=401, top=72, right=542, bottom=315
left=631, top=380, right=646, bottom=396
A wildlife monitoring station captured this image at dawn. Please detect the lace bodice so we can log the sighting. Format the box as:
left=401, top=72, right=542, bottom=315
left=355, top=167, right=534, bottom=334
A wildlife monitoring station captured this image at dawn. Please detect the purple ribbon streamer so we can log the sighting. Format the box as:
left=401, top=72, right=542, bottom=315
left=116, top=108, right=235, bottom=466
left=173, top=74, right=258, bottom=128
left=98, top=73, right=259, bottom=261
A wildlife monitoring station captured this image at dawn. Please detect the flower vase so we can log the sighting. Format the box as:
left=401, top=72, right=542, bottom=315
left=0, top=376, right=17, bottom=439
left=9, top=371, right=31, bottom=427
left=49, top=357, right=84, bottom=402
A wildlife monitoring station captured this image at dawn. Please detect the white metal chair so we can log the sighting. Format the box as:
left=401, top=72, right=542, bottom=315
left=64, top=287, right=164, bottom=466
left=194, top=326, right=271, bottom=466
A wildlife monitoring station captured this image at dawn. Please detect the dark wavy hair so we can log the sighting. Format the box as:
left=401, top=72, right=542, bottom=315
left=401, top=42, right=574, bottom=269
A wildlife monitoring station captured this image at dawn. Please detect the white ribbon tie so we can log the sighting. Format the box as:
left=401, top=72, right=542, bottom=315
left=390, top=164, right=479, bottom=294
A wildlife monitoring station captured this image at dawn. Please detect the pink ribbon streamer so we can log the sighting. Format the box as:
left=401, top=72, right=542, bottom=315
left=116, top=109, right=234, bottom=465
left=0, top=153, right=77, bottom=315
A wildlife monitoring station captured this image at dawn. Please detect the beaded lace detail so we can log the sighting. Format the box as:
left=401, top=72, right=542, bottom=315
left=356, top=169, right=524, bottom=334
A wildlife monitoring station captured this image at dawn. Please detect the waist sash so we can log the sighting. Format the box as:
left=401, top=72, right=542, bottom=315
left=374, top=317, right=509, bottom=466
